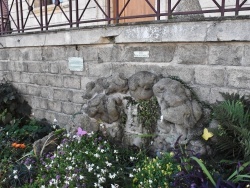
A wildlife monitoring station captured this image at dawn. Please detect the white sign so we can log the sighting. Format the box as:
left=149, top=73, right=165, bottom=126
left=134, top=51, right=150, bottom=58
left=68, top=57, right=83, bottom=71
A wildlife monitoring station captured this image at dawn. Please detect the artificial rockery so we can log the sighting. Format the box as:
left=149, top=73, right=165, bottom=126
left=68, top=71, right=210, bottom=155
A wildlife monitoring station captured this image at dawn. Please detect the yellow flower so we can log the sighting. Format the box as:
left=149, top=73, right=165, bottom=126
left=202, top=128, right=213, bottom=140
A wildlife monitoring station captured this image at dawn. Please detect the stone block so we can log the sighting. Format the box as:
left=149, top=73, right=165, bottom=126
left=72, top=90, right=85, bottom=103
left=50, top=62, right=60, bottom=74
left=159, top=64, right=195, bottom=83
left=227, top=67, right=250, bottom=89
left=47, top=75, right=63, bottom=87
left=21, top=48, right=43, bottom=61
left=111, top=63, right=136, bottom=78
left=161, top=22, right=207, bottom=42
left=0, top=49, right=9, bottom=60
left=21, top=72, right=33, bottom=83
left=241, top=45, right=250, bottom=66
left=0, top=61, right=7, bottom=70
left=26, top=84, right=41, bottom=96
left=12, top=72, right=21, bottom=82
left=107, top=44, right=176, bottom=63
left=175, top=44, right=208, bottom=64
left=33, top=109, right=46, bottom=120
left=7, top=61, right=16, bottom=71
left=33, top=74, right=47, bottom=85
left=63, top=76, right=81, bottom=89
left=55, top=113, right=71, bottom=128
left=44, top=110, right=57, bottom=124
left=42, top=47, right=67, bottom=61
left=65, top=46, right=79, bottom=57
left=27, top=62, right=41, bottom=73
left=53, top=89, right=73, bottom=102
left=191, top=86, right=211, bottom=103
left=12, top=83, right=27, bottom=94
left=195, top=66, right=225, bottom=86
left=208, top=45, right=244, bottom=66
left=41, top=86, right=54, bottom=99
left=60, top=60, right=72, bottom=75
left=88, top=62, right=112, bottom=77
left=78, top=46, right=98, bottom=61
left=33, top=97, right=48, bottom=109
left=116, top=25, right=162, bottom=43
left=80, top=77, right=96, bottom=90
left=62, top=102, right=77, bottom=115
left=40, top=62, right=50, bottom=73
left=210, top=87, right=238, bottom=104
left=48, top=100, right=62, bottom=112
left=8, top=49, right=22, bottom=61
left=15, top=62, right=28, bottom=72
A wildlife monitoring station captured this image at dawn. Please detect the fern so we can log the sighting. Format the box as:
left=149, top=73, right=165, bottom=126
left=213, top=93, right=250, bottom=161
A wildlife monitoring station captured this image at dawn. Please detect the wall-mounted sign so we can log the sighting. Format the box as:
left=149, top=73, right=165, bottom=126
left=68, top=57, right=83, bottom=71
left=134, top=51, right=149, bottom=58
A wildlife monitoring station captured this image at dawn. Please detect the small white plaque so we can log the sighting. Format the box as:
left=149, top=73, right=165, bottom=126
left=134, top=51, right=149, bottom=58
left=68, top=57, right=83, bottom=71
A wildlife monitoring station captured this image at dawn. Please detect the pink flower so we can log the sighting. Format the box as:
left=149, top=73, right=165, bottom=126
left=76, top=127, right=87, bottom=137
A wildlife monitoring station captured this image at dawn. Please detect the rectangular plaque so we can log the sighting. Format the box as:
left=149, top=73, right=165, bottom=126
left=134, top=51, right=149, bottom=58
left=68, top=57, right=83, bottom=71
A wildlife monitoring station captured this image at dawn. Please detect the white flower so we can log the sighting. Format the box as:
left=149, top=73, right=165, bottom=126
left=129, top=174, right=134, bottom=177
left=40, top=185, right=46, bottom=188
left=149, top=179, right=153, bottom=184
left=79, top=175, right=84, bottom=180
left=13, top=170, right=17, bottom=174
left=160, top=115, right=163, bottom=122
left=6, top=132, right=8, bottom=136
left=105, top=161, right=112, bottom=167
left=113, top=150, right=118, bottom=154
left=94, top=153, right=100, bottom=158
left=14, top=175, right=18, bottom=179
left=65, top=180, right=70, bottom=185
left=130, top=157, right=136, bottom=161
left=53, top=118, right=58, bottom=123
left=100, top=149, right=105, bottom=153
left=111, top=184, right=119, bottom=188
left=109, top=173, right=116, bottom=179
left=27, top=164, right=32, bottom=170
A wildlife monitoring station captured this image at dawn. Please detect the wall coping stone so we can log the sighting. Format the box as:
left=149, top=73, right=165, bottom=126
left=0, top=16, right=250, bottom=48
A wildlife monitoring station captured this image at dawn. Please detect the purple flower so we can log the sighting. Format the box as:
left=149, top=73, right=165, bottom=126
left=76, top=127, right=87, bottom=137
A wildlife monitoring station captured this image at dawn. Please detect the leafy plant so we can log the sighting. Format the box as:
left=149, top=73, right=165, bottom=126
left=132, top=152, right=181, bottom=188
left=26, top=131, right=144, bottom=188
left=212, top=93, right=250, bottom=161
left=0, top=82, right=31, bottom=126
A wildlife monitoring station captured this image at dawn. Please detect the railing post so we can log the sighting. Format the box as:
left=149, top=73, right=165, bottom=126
left=107, top=0, right=111, bottom=24
left=221, top=0, right=225, bottom=16
left=236, top=0, right=240, bottom=16
left=0, top=0, right=4, bottom=34
left=69, top=0, right=72, bottom=27
left=15, top=0, right=20, bottom=33
left=157, top=0, right=160, bottom=20
left=45, top=0, right=48, bottom=30
left=75, top=0, right=79, bottom=27
left=20, top=0, right=24, bottom=32
left=116, top=0, right=119, bottom=23
left=40, top=0, right=43, bottom=31
left=168, top=0, right=171, bottom=19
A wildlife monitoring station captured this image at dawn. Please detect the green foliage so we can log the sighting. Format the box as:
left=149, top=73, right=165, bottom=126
left=212, top=93, right=250, bottom=161
left=125, top=96, right=161, bottom=132
left=132, top=152, right=180, bottom=188
left=0, top=118, right=57, bottom=187
left=27, top=132, right=144, bottom=188
left=0, top=82, right=31, bottom=126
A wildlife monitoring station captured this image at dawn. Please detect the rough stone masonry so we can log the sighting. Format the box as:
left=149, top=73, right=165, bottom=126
left=0, top=17, right=250, bottom=134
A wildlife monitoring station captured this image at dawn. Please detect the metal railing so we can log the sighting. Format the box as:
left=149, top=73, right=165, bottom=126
left=0, top=0, right=250, bottom=35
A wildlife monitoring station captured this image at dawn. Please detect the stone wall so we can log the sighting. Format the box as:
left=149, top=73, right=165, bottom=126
left=0, top=17, right=250, bottom=127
